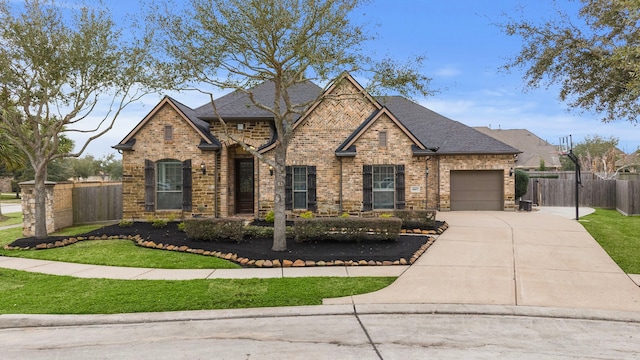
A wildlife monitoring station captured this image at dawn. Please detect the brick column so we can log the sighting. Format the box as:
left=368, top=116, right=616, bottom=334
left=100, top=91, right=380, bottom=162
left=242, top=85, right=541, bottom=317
left=19, top=181, right=56, bottom=237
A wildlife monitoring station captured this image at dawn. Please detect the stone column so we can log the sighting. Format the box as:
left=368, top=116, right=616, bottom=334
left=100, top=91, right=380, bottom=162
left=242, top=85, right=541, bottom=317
left=19, top=181, right=56, bottom=237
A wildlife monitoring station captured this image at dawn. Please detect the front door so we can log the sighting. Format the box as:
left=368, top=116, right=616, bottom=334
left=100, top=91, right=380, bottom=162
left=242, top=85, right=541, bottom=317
left=235, top=158, right=254, bottom=213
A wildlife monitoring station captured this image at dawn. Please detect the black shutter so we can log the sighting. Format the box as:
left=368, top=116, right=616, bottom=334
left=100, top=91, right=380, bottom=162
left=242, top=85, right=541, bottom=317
left=307, top=166, right=317, bottom=211
left=285, top=166, right=293, bottom=210
left=144, top=159, right=155, bottom=212
left=182, top=159, right=192, bottom=212
left=363, top=165, right=372, bottom=211
left=395, top=164, right=405, bottom=210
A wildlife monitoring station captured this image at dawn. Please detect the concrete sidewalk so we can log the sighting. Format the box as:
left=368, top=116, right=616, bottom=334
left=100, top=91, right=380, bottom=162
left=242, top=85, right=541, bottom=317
left=325, top=210, right=640, bottom=313
left=0, top=256, right=409, bottom=280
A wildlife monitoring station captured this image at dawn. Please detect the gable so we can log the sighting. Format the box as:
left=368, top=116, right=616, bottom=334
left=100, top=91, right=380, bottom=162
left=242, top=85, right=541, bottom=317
left=114, top=97, right=220, bottom=151
left=335, top=107, right=427, bottom=156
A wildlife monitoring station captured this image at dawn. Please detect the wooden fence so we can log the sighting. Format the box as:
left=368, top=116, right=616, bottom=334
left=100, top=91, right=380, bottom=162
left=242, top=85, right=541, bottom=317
left=616, top=180, right=640, bottom=216
left=72, top=182, right=123, bottom=224
left=523, top=178, right=639, bottom=214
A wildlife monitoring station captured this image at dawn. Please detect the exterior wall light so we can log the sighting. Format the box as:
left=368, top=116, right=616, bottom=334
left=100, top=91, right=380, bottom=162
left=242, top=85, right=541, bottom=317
left=269, top=165, right=274, bottom=176
left=509, top=167, right=514, bottom=177
left=200, top=161, right=207, bottom=175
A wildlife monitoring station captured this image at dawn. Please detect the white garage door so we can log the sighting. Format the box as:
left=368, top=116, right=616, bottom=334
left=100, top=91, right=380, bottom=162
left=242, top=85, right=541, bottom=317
left=450, top=170, right=504, bottom=211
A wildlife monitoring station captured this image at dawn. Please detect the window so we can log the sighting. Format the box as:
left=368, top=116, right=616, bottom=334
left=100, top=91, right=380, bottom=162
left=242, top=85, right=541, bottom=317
left=164, top=125, right=173, bottom=141
left=285, top=165, right=317, bottom=211
left=379, top=131, right=387, bottom=147
left=156, top=159, right=182, bottom=209
left=362, top=164, right=405, bottom=211
left=373, top=165, right=395, bottom=209
left=293, top=166, right=307, bottom=209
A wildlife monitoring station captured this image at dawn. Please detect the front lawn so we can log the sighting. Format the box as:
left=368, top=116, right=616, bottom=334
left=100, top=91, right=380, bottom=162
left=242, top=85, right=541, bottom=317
left=0, top=225, right=240, bottom=269
left=0, top=268, right=394, bottom=314
left=581, top=209, right=640, bottom=274
left=0, top=212, right=22, bottom=227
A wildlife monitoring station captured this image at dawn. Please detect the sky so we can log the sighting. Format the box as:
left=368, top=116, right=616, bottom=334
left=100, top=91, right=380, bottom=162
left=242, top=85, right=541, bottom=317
left=59, top=0, right=640, bottom=157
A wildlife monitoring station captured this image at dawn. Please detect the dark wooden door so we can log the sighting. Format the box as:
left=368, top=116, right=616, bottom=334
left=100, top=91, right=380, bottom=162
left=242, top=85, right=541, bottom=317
left=235, top=158, right=254, bottom=213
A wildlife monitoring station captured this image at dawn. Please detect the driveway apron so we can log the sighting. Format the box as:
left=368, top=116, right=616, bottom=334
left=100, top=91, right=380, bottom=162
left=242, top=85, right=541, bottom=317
left=325, top=211, right=640, bottom=312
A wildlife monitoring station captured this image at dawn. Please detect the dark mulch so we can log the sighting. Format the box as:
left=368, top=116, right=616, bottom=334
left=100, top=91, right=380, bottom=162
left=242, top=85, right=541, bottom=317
left=8, top=221, right=444, bottom=263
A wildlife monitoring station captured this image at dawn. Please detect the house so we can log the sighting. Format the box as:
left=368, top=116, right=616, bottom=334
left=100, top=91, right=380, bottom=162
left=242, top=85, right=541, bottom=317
left=473, top=127, right=561, bottom=171
left=114, top=74, right=520, bottom=219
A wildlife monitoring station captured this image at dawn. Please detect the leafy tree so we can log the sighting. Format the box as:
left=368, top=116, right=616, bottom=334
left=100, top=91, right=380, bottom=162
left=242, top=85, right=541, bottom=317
left=70, top=155, right=100, bottom=180
left=0, top=0, right=156, bottom=238
left=538, top=158, right=547, bottom=171
left=502, top=0, right=640, bottom=123
left=515, top=169, right=529, bottom=199
left=150, top=0, right=432, bottom=251
left=100, top=154, right=122, bottom=180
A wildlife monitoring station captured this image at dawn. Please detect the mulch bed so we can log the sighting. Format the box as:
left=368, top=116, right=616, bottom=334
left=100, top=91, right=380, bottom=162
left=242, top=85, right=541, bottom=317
left=6, top=221, right=448, bottom=267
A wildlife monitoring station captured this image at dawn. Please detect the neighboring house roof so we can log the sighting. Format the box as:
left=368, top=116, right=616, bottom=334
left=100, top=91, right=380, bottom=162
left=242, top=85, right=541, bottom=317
left=194, top=81, right=323, bottom=121
left=473, top=127, right=560, bottom=168
left=380, top=97, right=520, bottom=155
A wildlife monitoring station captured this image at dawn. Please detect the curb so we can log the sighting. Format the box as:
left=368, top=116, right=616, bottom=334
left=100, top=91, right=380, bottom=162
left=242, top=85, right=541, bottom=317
left=2, top=303, right=639, bottom=330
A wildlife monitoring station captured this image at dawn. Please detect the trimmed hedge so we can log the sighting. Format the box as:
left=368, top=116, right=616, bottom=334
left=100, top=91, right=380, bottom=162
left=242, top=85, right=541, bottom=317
left=294, top=217, right=402, bottom=243
left=184, top=218, right=245, bottom=242
left=393, top=210, right=436, bottom=229
left=244, top=225, right=295, bottom=239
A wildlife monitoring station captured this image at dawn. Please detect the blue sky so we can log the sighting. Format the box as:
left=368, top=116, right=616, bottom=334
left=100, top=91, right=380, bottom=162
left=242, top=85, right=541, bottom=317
left=67, top=0, right=640, bottom=157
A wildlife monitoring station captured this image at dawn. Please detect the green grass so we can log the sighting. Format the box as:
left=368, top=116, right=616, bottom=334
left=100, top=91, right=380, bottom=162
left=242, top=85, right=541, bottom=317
left=0, top=224, right=240, bottom=269
left=0, top=268, right=394, bottom=314
left=0, top=193, right=20, bottom=202
left=581, top=209, right=640, bottom=274
left=0, top=212, right=22, bottom=227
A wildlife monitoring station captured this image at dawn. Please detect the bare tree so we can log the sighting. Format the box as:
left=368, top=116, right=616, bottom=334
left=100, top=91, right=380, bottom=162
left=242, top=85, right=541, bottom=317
left=149, top=0, right=432, bottom=251
left=0, top=0, right=156, bottom=238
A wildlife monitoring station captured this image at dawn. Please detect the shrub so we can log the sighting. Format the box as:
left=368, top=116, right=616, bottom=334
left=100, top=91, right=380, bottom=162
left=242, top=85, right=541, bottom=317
left=393, top=210, right=436, bottom=229
left=515, top=170, right=530, bottom=199
left=340, top=212, right=350, bottom=218
left=152, top=218, right=167, bottom=228
left=244, top=225, right=295, bottom=239
left=118, top=220, right=133, bottom=228
left=264, top=211, right=275, bottom=223
left=379, top=213, right=393, bottom=218
left=184, top=218, right=245, bottom=242
left=177, top=222, right=186, bottom=232
left=299, top=211, right=314, bottom=219
left=294, top=217, right=402, bottom=243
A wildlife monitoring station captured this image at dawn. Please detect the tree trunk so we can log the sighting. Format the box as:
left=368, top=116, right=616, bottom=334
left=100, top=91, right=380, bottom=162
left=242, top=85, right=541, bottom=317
left=33, top=163, right=48, bottom=239
left=272, top=144, right=287, bottom=251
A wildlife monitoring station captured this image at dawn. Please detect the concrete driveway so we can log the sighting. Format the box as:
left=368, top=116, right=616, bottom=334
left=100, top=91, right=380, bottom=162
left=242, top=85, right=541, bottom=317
left=325, top=210, right=640, bottom=313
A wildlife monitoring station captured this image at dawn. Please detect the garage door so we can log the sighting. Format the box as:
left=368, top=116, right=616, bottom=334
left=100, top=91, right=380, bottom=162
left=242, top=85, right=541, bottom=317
left=450, top=170, right=504, bottom=211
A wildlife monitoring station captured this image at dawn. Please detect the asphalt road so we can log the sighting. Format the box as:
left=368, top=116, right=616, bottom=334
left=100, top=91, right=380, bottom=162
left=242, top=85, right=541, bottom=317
left=2, top=305, right=640, bottom=359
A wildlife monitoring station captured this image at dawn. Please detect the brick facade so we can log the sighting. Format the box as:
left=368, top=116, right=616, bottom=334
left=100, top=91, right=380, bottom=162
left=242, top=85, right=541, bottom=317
left=121, top=103, right=217, bottom=220
left=119, top=78, right=517, bottom=220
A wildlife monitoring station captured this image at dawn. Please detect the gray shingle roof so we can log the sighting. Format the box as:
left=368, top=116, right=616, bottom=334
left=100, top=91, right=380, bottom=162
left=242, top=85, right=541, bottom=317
left=378, top=96, right=521, bottom=155
left=194, top=81, right=323, bottom=120
left=167, top=96, right=221, bottom=148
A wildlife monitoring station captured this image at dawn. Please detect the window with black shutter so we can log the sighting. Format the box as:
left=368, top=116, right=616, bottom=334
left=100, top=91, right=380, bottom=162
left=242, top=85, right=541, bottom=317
left=144, top=159, right=155, bottom=211
left=286, top=165, right=316, bottom=211
left=362, top=165, right=373, bottom=211
left=182, top=160, right=192, bottom=212
left=363, top=164, right=405, bottom=210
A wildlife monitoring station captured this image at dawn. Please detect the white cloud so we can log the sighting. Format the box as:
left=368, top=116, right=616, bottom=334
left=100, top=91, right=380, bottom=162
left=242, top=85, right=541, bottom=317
left=434, top=65, right=462, bottom=78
